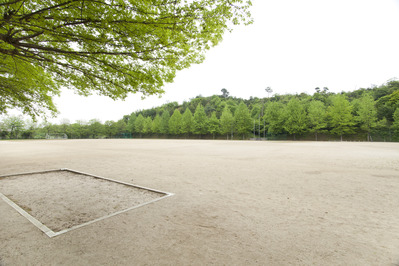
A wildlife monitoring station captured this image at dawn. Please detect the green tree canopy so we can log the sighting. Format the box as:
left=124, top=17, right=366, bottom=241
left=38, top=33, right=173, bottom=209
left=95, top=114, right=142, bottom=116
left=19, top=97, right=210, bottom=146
left=221, top=88, right=230, bottom=98
left=192, top=103, right=208, bottom=136
left=135, top=114, right=145, bottom=137
left=355, top=93, right=377, bottom=141
left=208, top=112, right=220, bottom=139
left=307, top=100, right=327, bottom=141
left=114, top=119, right=127, bottom=135
left=220, top=105, right=234, bottom=139
left=1, top=115, right=24, bottom=138
left=143, top=116, right=153, bottom=135
left=151, top=114, right=161, bottom=135
left=88, top=119, right=104, bottom=138
left=283, top=98, right=307, bottom=140
left=180, top=108, right=193, bottom=137
left=0, top=57, right=59, bottom=118
left=234, top=102, right=252, bottom=139
left=168, top=109, right=182, bottom=135
left=0, top=0, right=252, bottom=117
left=160, top=111, right=170, bottom=135
left=104, top=120, right=116, bottom=138
left=69, top=120, right=88, bottom=138
left=263, top=101, right=284, bottom=134
left=22, top=118, right=37, bottom=138
left=328, top=94, right=355, bottom=141
left=392, top=108, right=399, bottom=138
left=126, top=113, right=136, bottom=133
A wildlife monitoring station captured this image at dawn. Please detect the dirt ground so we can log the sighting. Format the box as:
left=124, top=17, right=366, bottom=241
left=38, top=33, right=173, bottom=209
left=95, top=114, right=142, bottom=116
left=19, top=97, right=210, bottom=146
left=0, top=139, right=398, bottom=265
left=0, top=170, right=166, bottom=234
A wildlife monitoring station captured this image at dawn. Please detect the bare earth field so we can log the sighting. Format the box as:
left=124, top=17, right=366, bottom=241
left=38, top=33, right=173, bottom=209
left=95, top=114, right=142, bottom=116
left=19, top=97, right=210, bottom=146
left=0, top=170, right=167, bottom=235
left=0, top=139, right=398, bottom=265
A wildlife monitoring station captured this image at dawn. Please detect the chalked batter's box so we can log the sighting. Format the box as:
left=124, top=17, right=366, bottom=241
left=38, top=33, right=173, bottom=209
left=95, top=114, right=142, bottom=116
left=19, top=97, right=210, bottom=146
left=0, top=169, right=173, bottom=237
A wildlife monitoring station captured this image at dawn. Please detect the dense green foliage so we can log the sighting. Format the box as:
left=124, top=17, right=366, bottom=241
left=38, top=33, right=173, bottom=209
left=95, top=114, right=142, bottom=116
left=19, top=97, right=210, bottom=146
left=283, top=98, right=307, bottom=140
left=1, top=80, right=399, bottom=141
left=0, top=0, right=252, bottom=118
left=328, top=94, right=356, bottom=141
left=234, top=102, right=252, bottom=139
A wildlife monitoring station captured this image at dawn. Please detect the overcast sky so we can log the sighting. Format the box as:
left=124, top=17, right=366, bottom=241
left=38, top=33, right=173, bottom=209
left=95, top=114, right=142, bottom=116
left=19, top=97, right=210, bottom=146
left=38, top=0, right=399, bottom=123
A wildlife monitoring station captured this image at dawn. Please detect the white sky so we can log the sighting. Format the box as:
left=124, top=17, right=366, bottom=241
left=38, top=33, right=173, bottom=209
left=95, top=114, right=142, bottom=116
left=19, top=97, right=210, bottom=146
left=31, top=0, right=399, bottom=123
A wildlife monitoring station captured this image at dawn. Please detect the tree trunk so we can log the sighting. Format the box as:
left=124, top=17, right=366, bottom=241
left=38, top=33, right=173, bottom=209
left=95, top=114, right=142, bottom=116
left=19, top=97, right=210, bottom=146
left=315, top=132, right=318, bottom=141
left=340, top=134, right=343, bottom=141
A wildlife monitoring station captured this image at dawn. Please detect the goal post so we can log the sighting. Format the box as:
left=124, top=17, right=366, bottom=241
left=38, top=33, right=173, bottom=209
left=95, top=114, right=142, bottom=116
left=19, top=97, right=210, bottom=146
left=45, top=133, right=68, bottom=139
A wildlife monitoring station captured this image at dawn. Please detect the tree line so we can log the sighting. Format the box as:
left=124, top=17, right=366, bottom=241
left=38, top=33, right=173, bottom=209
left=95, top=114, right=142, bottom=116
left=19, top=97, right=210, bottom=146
left=1, top=80, right=399, bottom=141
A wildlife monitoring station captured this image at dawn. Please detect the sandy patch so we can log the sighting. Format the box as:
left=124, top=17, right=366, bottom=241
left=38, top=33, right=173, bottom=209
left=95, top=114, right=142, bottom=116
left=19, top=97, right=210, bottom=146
left=0, top=170, right=168, bottom=234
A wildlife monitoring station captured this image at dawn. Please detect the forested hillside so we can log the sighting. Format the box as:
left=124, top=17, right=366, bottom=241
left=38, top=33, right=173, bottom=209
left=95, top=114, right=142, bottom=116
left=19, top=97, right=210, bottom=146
left=1, top=80, right=399, bottom=141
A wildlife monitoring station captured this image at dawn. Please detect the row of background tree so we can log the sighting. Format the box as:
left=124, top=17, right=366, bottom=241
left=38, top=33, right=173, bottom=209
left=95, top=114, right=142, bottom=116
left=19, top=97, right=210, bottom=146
left=1, top=80, right=399, bottom=141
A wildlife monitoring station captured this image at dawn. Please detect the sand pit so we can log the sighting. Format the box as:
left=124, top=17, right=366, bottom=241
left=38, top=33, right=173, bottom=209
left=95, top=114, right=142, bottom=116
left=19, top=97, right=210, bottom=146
left=0, top=139, right=398, bottom=265
left=0, top=169, right=171, bottom=237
